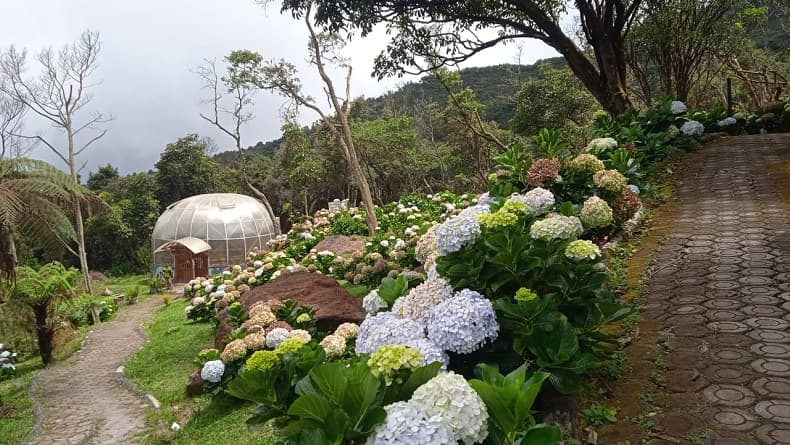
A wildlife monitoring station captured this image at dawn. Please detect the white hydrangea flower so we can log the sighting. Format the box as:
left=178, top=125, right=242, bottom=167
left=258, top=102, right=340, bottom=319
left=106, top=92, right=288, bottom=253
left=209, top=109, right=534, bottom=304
left=253, top=260, right=263, bottom=268
left=680, top=120, right=705, bottom=136
left=670, top=100, right=687, bottom=114
left=510, top=187, right=555, bottom=215
left=191, top=296, right=205, bottom=305
left=394, top=239, right=406, bottom=250
left=265, top=328, right=290, bottom=349
left=585, top=137, right=618, bottom=152
left=529, top=215, right=583, bottom=242
left=425, top=289, right=498, bottom=354
left=391, top=277, right=453, bottom=323
left=627, top=184, right=640, bottom=196
left=410, top=372, right=489, bottom=444
left=365, top=401, right=456, bottom=445
left=356, top=312, right=426, bottom=354
left=363, top=289, right=389, bottom=315
left=200, top=360, right=225, bottom=383
left=718, top=117, right=737, bottom=127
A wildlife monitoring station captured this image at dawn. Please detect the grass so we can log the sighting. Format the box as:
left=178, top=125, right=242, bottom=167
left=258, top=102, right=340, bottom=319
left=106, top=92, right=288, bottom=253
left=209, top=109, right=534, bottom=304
left=0, top=359, right=41, bottom=444
left=104, top=274, right=154, bottom=297
left=0, top=325, right=89, bottom=445
left=125, top=300, right=275, bottom=445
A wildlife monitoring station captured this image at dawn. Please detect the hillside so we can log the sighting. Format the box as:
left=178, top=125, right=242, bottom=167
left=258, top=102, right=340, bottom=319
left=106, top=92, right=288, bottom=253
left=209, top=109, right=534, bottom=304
left=213, top=57, right=566, bottom=164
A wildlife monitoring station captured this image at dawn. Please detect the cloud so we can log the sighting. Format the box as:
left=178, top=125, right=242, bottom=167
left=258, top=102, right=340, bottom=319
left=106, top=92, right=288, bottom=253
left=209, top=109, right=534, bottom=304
left=0, top=0, right=557, bottom=175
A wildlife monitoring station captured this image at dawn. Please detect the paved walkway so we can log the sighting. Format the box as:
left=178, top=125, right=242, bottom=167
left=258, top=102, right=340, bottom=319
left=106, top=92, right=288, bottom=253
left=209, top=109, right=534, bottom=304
left=27, top=295, right=161, bottom=445
left=637, top=134, right=790, bottom=443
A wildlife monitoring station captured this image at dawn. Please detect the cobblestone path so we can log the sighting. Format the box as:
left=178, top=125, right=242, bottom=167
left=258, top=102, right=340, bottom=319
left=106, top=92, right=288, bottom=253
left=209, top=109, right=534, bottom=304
left=27, top=295, right=162, bottom=445
left=636, top=134, right=790, bottom=443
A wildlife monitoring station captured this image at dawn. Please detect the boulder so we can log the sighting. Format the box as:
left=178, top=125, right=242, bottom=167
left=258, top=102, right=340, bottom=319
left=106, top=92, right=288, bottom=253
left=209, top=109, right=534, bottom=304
left=215, top=272, right=365, bottom=349
left=90, top=271, right=110, bottom=282
left=311, top=235, right=365, bottom=257
left=186, top=370, right=204, bottom=397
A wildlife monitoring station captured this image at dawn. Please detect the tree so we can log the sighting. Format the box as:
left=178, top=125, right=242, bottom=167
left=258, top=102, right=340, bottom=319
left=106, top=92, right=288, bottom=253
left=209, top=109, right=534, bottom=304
left=511, top=64, right=597, bottom=144
left=155, top=134, right=224, bottom=208
left=0, top=158, right=84, bottom=280
left=238, top=13, right=379, bottom=235
left=278, top=123, right=328, bottom=214
left=0, top=91, right=31, bottom=159
left=626, top=0, right=750, bottom=103
left=86, top=164, right=119, bottom=191
left=0, top=30, right=111, bottom=293
left=195, top=51, right=280, bottom=233
left=5, top=262, right=80, bottom=364
left=275, top=0, right=643, bottom=115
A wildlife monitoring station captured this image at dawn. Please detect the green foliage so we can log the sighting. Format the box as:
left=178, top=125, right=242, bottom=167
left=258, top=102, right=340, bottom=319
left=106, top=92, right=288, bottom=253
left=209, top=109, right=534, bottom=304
left=582, top=402, right=618, bottom=426
left=469, top=364, right=562, bottom=445
left=154, top=134, right=228, bottom=209
left=275, top=300, right=317, bottom=333
left=436, top=211, right=629, bottom=392
left=376, top=275, right=409, bottom=306
left=57, top=294, right=118, bottom=326
left=531, top=129, right=570, bottom=160
left=328, top=210, right=368, bottom=236
left=86, top=164, right=119, bottom=191
left=511, top=64, right=597, bottom=146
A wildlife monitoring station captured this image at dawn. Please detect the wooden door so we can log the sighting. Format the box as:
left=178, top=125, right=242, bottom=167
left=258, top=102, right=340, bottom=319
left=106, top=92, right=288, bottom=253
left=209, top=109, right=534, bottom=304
left=194, top=253, right=209, bottom=279
left=174, top=249, right=194, bottom=283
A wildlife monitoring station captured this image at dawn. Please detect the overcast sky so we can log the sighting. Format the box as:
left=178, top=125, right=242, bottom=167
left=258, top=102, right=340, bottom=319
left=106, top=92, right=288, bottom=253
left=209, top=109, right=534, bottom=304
left=1, top=0, right=558, bottom=176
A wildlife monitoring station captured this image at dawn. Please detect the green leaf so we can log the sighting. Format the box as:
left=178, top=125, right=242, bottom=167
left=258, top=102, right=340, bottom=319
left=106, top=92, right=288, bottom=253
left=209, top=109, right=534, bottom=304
left=226, top=369, right=278, bottom=404
left=309, top=362, right=348, bottom=405
left=287, top=393, right=332, bottom=422
left=519, top=424, right=563, bottom=445
left=383, top=362, right=441, bottom=405
left=323, top=409, right=351, bottom=443
left=342, top=364, right=381, bottom=423
left=245, top=404, right=285, bottom=430
left=469, top=379, right=517, bottom=432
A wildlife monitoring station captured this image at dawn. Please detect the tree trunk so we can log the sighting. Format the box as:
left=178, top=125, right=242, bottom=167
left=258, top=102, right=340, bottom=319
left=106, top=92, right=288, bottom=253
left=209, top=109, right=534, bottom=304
left=0, top=225, right=17, bottom=280
left=67, top=127, right=92, bottom=294
left=33, top=303, right=54, bottom=365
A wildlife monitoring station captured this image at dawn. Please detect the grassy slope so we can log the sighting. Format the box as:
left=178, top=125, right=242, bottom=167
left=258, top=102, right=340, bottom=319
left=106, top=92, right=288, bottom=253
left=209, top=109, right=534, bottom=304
left=0, top=359, right=40, bottom=445
left=125, top=300, right=275, bottom=445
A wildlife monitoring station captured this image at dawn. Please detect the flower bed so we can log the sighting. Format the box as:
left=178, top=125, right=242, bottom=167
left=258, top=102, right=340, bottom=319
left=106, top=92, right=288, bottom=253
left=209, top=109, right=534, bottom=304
left=176, top=99, right=710, bottom=444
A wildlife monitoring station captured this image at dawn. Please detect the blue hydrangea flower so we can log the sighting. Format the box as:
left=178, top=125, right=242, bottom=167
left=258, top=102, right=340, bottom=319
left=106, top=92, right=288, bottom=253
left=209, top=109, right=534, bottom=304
left=365, top=401, right=456, bottom=445
left=402, top=338, right=449, bottom=369
left=434, top=208, right=485, bottom=256
left=356, top=312, right=426, bottom=354
left=363, top=289, right=389, bottom=315
left=425, top=289, right=499, bottom=354
left=200, top=360, right=225, bottom=383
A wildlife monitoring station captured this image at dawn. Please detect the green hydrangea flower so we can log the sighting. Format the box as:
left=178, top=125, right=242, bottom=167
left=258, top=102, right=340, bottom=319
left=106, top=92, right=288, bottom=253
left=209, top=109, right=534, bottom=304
left=515, top=288, right=538, bottom=302
left=296, top=313, right=311, bottom=324
left=245, top=350, right=280, bottom=372
left=580, top=196, right=613, bottom=228
left=275, top=337, right=307, bottom=357
left=565, top=239, right=602, bottom=261
left=567, top=154, right=605, bottom=175
left=593, top=169, right=628, bottom=193
left=477, top=211, right=518, bottom=230
left=367, top=345, right=424, bottom=385
left=501, top=199, right=530, bottom=215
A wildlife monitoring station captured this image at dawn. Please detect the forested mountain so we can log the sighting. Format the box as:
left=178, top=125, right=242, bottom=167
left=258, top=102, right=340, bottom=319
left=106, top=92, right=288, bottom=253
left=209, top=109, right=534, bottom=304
left=212, top=57, right=566, bottom=165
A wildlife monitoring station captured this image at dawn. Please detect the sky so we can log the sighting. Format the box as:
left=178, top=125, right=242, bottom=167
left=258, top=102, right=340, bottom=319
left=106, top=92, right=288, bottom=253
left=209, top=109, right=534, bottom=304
left=0, top=0, right=559, bottom=175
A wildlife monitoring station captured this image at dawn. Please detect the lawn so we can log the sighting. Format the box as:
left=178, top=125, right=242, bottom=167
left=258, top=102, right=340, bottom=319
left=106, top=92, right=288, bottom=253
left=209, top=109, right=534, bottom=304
left=0, top=359, right=41, bottom=444
left=125, top=299, right=275, bottom=445
left=103, top=274, right=154, bottom=298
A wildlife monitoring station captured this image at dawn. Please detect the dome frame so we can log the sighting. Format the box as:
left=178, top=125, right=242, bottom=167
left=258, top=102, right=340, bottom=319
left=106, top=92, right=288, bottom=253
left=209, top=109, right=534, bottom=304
left=152, top=193, right=276, bottom=277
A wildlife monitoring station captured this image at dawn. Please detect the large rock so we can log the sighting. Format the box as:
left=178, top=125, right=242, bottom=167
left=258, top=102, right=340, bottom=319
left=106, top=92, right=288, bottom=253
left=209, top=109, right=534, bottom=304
left=186, top=370, right=203, bottom=397
left=311, top=235, right=365, bottom=257
left=214, top=272, right=365, bottom=349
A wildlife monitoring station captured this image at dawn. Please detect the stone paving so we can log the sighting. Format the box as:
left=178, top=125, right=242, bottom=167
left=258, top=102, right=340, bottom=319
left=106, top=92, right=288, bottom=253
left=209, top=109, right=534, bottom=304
left=639, top=134, right=790, bottom=443
left=27, top=295, right=161, bottom=445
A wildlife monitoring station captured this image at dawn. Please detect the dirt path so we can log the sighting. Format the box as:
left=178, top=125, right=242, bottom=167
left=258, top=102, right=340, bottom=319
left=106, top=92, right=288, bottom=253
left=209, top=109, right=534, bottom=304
left=26, top=295, right=162, bottom=445
left=604, top=134, right=790, bottom=444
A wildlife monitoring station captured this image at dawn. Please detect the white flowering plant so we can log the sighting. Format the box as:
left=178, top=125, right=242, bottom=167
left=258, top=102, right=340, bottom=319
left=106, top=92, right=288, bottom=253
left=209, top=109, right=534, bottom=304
left=0, top=343, right=18, bottom=380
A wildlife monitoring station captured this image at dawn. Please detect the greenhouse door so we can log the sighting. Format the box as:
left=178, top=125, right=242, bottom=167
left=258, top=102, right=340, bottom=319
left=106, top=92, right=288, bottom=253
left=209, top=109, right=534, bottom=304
left=174, top=248, right=194, bottom=283
left=194, top=253, right=209, bottom=279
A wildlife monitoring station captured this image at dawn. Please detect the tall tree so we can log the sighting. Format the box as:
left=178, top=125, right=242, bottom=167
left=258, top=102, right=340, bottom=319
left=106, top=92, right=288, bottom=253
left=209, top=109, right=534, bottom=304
left=86, top=164, right=119, bottom=191
left=627, top=0, right=749, bottom=103
left=155, top=134, right=223, bottom=208
left=275, top=0, right=643, bottom=115
left=240, top=11, right=379, bottom=234
left=0, top=90, right=31, bottom=159
left=195, top=52, right=280, bottom=233
left=0, top=30, right=110, bottom=293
